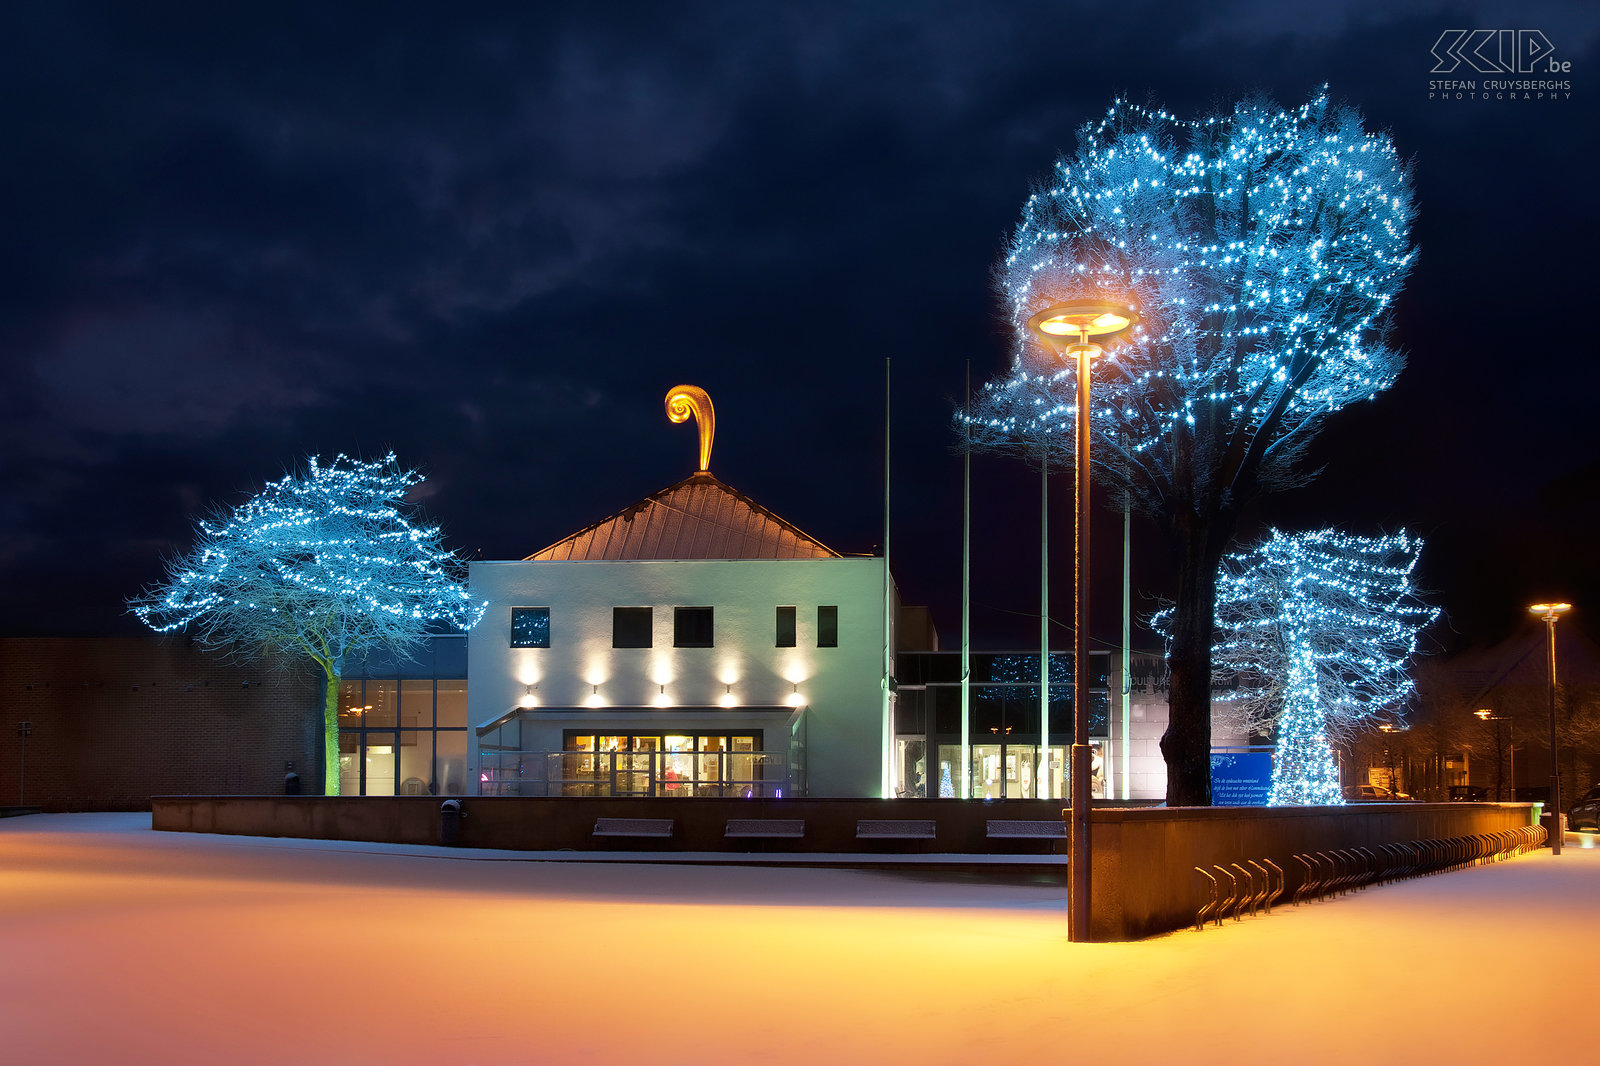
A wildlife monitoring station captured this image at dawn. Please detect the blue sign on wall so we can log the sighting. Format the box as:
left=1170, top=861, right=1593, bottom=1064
left=1210, top=750, right=1273, bottom=807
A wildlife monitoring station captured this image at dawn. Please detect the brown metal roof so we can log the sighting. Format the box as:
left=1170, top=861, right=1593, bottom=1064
left=526, top=472, right=840, bottom=561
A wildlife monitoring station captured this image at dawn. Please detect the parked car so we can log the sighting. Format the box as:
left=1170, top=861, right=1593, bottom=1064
left=1344, top=784, right=1411, bottom=803
left=1569, top=784, right=1600, bottom=831
left=1448, top=785, right=1491, bottom=802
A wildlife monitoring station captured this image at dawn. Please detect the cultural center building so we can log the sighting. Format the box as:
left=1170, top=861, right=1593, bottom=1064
left=465, top=386, right=900, bottom=800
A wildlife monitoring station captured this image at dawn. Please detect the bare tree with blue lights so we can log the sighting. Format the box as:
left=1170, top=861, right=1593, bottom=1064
left=966, top=89, right=1416, bottom=804
left=130, top=454, right=485, bottom=795
left=1199, top=528, right=1436, bottom=805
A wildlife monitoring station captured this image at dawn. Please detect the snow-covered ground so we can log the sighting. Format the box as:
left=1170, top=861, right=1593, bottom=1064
left=3, top=812, right=1596, bottom=1065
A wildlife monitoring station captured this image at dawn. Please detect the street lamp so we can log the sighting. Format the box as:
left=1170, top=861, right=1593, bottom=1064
left=1474, top=709, right=1514, bottom=802
left=1027, top=299, right=1139, bottom=943
left=1529, top=602, right=1571, bottom=854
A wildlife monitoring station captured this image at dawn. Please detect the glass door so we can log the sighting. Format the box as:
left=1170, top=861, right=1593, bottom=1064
left=662, top=736, right=694, bottom=796
left=616, top=736, right=658, bottom=796
left=697, top=736, right=725, bottom=796
left=363, top=732, right=397, bottom=796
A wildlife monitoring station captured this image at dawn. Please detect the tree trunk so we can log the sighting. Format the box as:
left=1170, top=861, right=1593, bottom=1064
left=1160, top=513, right=1234, bottom=806
left=322, top=664, right=340, bottom=796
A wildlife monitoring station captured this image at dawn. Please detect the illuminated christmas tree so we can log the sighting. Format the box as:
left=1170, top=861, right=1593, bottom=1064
left=965, top=88, right=1415, bottom=804
left=130, top=454, right=485, bottom=794
left=1202, top=528, right=1436, bottom=805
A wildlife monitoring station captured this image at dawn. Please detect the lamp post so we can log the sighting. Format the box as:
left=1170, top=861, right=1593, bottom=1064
left=1474, top=710, right=1513, bottom=801
left=1529, top=602, right=1571, bottom=854
left=1026, top=299, right=1138, bottom=943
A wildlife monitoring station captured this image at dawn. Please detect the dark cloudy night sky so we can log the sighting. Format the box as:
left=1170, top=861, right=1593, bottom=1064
left=3, top=1, right=1598, bottom=655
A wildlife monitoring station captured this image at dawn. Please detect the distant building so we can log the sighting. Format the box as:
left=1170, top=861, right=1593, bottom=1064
left=0, top=637, right=319, bottom=810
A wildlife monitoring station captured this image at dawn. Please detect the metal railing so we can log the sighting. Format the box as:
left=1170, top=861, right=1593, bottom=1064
left=477, top=750, right=794, bottom=799
left=1193, top=824, right=1546, bottom=932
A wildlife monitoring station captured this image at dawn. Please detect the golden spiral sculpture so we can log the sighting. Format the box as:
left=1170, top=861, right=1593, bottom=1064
left=664, top=385, right=715, bottom=472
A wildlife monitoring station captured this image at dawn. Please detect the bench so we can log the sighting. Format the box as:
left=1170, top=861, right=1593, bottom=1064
left=986, top=820, right=1068, bottom=839
left=724, top=819, right=805, bottom=839
left=592, top=817, right=674, bottom=839
left=856, top=819, right=937, bottom=840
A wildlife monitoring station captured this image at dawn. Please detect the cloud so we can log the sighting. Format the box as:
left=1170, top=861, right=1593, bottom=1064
left=29, top=307, right=329, bottom=437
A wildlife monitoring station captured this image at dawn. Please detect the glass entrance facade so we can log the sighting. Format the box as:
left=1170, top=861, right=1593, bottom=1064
left=891, top=650, right=1112, bottom=799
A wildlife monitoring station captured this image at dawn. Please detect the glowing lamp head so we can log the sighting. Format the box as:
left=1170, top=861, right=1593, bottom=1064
left=1475, top=709, right=1492, bottom=721
left=1529, top=602, right=1572, bottom=621
left=1026, top=301, right=1138, bottom=359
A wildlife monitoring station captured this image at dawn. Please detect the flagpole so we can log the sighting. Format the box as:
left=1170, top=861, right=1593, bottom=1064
left=961, top=360, right=972, bottom=800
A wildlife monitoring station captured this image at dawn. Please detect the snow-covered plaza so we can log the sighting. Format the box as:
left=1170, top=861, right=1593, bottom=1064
left=4, top=812, right=1596, bottom=1065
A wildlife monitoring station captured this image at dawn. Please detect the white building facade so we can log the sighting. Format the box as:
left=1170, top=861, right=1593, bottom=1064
left=466, top=472, right=898, bottom=799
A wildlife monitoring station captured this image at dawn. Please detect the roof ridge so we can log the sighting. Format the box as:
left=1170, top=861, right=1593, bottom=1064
left=525, top=472, right=840, bottom=561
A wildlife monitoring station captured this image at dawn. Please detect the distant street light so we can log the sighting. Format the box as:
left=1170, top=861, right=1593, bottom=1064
left=1529, top=602, right=1571, bottom=855
left=1475, top=710, right=1514, bottom=802
left=1027, top=298, right=1138, bottom=943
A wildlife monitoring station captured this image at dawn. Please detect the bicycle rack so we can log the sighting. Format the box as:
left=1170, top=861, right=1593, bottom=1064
left=1213, top=865, right=1241, bottom=921
left=1198, top=819, right=1544, bottom=934
left=1261, top=859, right=1284, bottom=912
left=1194, top=867, right=1221, bottom=931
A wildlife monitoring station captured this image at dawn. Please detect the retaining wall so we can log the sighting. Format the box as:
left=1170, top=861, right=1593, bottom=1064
left=1089, top=802, right=1539, bottom=940
left=152, top=796, right=1539, bottom=940
left=150, top=796, right=1075, bottom=853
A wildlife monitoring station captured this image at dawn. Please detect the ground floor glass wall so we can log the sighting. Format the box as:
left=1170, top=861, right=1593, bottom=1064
left=337, top=679, right=468, bottom=795
left=889, top=652, right=1112, bottom=800
left=557, top=733, right=770, bottom=798
left=893, top=737, right=1109, bottom=799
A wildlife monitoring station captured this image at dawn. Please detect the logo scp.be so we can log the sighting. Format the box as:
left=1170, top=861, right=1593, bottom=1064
left=1430, top=30, right=1570, bottom=74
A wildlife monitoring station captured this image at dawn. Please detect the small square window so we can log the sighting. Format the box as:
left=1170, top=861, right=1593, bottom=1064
left=775, top=606, right=796, bottom=648
left=509, top=607, right=550, bottom=648
left=613, top=607, right=653, bottom=649
left=818, top=605, right=838, bottom=648
left=674, top=606, right=714, bottom=648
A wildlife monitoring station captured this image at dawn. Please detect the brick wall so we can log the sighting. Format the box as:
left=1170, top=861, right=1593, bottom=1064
left=0, top=637, right=321, bottom=810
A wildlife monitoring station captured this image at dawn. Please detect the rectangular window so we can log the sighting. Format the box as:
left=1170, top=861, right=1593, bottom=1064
left=818, top=605, right=838, bottom=648
left=435, top=680, right=468, bottom=729
left=401, top=679, right=433, bottom=729
left=674, top=606, right=714, bottom=648
left=613, top=607, right=653, bottom=648
left=775, top=606, right=796, bottom=648
left=510, top=606, right=550, bottom=648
